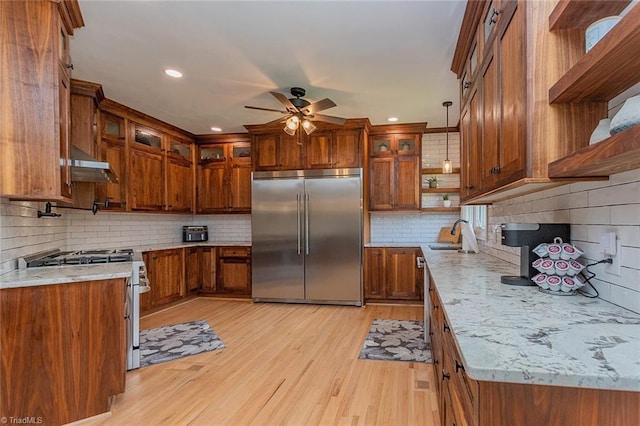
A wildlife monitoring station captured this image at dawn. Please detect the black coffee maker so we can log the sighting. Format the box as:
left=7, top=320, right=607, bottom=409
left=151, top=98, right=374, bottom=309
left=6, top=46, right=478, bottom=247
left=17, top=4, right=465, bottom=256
left=500, top=223, right=570, bottom=286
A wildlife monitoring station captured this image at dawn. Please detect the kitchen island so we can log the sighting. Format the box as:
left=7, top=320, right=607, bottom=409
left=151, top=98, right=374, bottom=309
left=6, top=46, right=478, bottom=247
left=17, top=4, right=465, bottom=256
left=420, top=246, right=639, bottom=425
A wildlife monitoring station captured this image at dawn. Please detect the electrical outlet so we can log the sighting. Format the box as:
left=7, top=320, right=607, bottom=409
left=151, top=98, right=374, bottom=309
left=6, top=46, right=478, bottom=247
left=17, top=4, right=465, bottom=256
left=604, top=239, right=622, bottom=277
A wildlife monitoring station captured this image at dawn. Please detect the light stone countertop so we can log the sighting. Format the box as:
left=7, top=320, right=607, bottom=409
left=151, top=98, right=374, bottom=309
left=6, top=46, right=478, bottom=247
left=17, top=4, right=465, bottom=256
left=421, top=246, right=640, bottom=392
left=0, top=241, right=251, bottom=289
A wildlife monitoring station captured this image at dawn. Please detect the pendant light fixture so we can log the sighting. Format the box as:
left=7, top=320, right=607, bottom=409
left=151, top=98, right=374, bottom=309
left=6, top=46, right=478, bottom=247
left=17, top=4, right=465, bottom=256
left=442, top=101, right=453, bottom=174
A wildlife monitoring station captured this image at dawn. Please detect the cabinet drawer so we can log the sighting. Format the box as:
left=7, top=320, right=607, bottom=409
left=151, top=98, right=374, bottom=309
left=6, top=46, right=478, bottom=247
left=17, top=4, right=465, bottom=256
left=218, top=246, right=251, bottom=258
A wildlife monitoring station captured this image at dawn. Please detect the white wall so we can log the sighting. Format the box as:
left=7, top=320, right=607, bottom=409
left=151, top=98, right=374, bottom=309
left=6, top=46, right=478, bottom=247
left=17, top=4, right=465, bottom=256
left=64, top=212, right=251, bottom=250
left=482, top=168, right=640, bottom=314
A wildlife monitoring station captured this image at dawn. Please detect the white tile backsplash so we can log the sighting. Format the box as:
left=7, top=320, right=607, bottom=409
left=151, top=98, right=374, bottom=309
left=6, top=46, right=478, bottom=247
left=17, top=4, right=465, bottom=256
left=484, top=168, right=640, bottom=314
left=370, top=212, right=460, bottom=244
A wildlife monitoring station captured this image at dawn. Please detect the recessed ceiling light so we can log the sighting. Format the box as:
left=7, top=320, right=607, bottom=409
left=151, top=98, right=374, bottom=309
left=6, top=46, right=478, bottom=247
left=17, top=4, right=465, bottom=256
left=387, top=117, right=398, bottom=122
left=210, top=127, right=222, bottom=132
left=164, top=69, right=183, bottom=78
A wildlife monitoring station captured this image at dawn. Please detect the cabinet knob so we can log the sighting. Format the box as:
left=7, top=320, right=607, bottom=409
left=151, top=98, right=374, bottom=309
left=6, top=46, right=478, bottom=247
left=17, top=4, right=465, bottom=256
left=443, top=323, right=450, bottom=332
left=463, top=81, right=471, bottom=89
left=442, top=371, right=451, bottom=381
left=65, top=63, right=74, bottom=70
left=455, top=360, right=465, bottom=373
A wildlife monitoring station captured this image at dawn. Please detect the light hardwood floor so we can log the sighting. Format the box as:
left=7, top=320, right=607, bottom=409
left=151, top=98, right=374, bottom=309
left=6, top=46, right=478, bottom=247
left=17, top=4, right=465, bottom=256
left=91, top=298, right=439, bottom=426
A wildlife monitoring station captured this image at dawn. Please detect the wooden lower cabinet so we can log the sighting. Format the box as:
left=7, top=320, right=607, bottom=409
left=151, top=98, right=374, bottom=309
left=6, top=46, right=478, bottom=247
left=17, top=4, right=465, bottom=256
left=217, top=246, right=251, bottom=296
left=185, top=247, right=201, bottom=294
left=141, top=248, right=184, bottom=312
left=364, top=247, right=423, bottom=301
left=0, top=279, right=126, bottom=425
left=428, top=279, right=639, bottom=426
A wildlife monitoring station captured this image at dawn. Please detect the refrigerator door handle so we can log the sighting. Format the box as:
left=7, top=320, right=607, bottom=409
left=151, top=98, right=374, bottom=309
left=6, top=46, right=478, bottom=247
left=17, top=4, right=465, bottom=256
left=297, top=193, right=301, bottom=255
left=305, top=193, right=310, bottom=255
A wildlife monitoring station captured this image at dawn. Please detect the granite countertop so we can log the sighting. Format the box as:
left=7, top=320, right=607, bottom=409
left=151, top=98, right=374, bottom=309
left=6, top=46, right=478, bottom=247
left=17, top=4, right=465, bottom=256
left=0, top=263, right=133, bottom=289
left=421, top=246, right=640, bottom=392
left=0, top=241, right=251, bottom=289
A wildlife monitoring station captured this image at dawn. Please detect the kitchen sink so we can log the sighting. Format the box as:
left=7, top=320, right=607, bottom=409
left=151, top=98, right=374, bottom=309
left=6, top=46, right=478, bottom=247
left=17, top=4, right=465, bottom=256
left=428, top=244, right=462, bottom=251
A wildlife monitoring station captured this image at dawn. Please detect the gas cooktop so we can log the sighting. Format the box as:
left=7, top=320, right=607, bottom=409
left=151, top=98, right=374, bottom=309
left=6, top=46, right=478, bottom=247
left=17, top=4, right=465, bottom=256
left=25, top=249, right=134, bottom=267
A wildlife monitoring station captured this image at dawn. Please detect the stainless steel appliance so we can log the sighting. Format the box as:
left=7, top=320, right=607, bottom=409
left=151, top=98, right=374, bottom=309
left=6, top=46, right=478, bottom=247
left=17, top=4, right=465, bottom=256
left=21, top=248, right=150, bottom=370
left=252, top=168, right=363, bottom=306
left=127, top=252, right=150, bottom=370
left=500, top=223, right=570, bottom=286
left=183, top=225, right=208, bottom=242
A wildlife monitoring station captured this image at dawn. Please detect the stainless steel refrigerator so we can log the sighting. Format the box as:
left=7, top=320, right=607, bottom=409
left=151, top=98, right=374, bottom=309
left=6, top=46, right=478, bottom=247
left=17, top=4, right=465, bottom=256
left=251, top=168, right=362, bottom=306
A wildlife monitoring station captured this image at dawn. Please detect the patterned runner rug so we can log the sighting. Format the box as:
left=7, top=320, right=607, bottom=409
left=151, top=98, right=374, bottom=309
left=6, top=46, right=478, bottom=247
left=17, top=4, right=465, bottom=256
left=140, top=320, right=225, bottom=367
left=358, top=319, right=432, bottom=363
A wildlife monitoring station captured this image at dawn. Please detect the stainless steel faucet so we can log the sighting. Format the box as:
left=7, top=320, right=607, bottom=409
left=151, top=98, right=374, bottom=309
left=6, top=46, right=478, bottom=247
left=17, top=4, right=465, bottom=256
left=450, top=219, right=469, bottom=236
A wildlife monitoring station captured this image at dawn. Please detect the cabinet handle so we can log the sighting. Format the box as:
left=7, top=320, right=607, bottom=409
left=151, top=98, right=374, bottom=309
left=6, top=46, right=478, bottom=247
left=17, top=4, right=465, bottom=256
left=464, top=185, right=474, bottom=189
left=65, top=63, right=74, bottom=70
left=489, top=8, right=500, bottom=25
left=442, top=371, right=451, bottom=381
left=433, top=358, right=439, bottom=366
left=455, top=360, right=465, bottom=373
left=432, top=304, right=439, bottom=310
left=495, top=166, right=501, bottom=174
left=463, top=81, right=471, bottom=89
left=443, top=323, right=450, bottom=332
left=429, top=331, right=434, bottom=336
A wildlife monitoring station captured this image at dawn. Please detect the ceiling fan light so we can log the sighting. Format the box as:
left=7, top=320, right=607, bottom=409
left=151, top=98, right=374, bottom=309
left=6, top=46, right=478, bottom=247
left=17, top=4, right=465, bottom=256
left=285, top=116, right=299, bottom=130
left=302, top=119, right=316, bottom=135
left=283, top=125, right=296, bottom=136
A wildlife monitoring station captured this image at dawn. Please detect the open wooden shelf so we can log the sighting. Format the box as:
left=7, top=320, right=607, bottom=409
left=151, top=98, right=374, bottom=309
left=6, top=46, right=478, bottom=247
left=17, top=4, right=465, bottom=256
left=422, top=167, right=460, bottom=175
left=421, top=187, right=460, bottom=194
left=549, top=4, right=640, bottom=103
left=548, top=124, right=640, bottom=177
left=420, top=207, right=461, bottom=213
left=549, top=1, right=630, bottom=31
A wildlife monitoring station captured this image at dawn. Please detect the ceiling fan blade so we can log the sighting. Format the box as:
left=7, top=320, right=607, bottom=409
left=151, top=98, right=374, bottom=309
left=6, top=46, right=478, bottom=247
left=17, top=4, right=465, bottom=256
left=301, top=98, right=336, bottom=114
left=310, top=114, right=346, bottom=125
left=270, top=91, right=298, bottom=113
left=244, top=105, right=289, bottom=113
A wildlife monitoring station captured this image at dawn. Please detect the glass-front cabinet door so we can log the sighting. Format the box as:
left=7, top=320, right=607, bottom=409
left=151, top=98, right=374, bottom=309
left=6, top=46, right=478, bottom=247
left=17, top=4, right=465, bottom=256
left=200, top=145, right=226, bottom=162
left=396, top=135, right=417, bottom=154
left=101, top=112, right=125, bottom=141
left=168, top=139, right=192, bottom=162
left=371, top=136, right=393, bottom=155
left=132, top=123, right=162, bottom=150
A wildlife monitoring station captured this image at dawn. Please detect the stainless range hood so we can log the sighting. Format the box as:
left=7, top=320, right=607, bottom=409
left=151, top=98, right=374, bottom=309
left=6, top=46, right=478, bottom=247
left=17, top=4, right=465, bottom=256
left=69, top=146, right=118, bottom=183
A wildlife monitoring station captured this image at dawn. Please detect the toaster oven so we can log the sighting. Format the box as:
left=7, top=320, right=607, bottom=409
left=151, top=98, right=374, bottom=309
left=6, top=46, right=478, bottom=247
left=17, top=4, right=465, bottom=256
left=183, top=226, right=208, bottom=242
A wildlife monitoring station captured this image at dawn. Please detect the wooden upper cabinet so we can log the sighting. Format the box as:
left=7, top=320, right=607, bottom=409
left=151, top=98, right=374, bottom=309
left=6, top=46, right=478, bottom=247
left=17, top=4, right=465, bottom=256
left=278, top=134, right=305, bottom=170
left=129, top=147, right=164, bottom=211
left=452, top=0, right=607, bottom=203
left=96, top=111, right=127, bottom=210
left=247, top=119, right=368, bottom=172
left=166, top=138, right=194, bottom=212
left=461, top=90, right=481, bottom=199
left=253, top=134, right=279, bottom=170
left=368, top=123, right=423, bottom=211
left=196, top=136, right=251, bottom=213
left=0, top=0, right=83, bottom=201
left=333, top=129, right=361, bottom=168
left=305, top=129, right=361, bottom=169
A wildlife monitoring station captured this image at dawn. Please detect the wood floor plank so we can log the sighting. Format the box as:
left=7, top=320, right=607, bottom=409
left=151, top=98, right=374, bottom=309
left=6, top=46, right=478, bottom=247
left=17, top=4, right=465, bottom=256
left=88, top=298, right=439, bottom=426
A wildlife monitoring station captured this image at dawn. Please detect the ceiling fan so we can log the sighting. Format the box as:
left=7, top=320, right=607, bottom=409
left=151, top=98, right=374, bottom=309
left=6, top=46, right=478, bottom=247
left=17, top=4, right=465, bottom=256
left=245, top=87, right=346, bottom=136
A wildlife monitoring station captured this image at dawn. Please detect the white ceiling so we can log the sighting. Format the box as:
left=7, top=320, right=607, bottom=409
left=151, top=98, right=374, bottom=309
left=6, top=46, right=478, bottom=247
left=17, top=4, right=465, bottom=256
left=71, top=1, right=466, bottom=135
